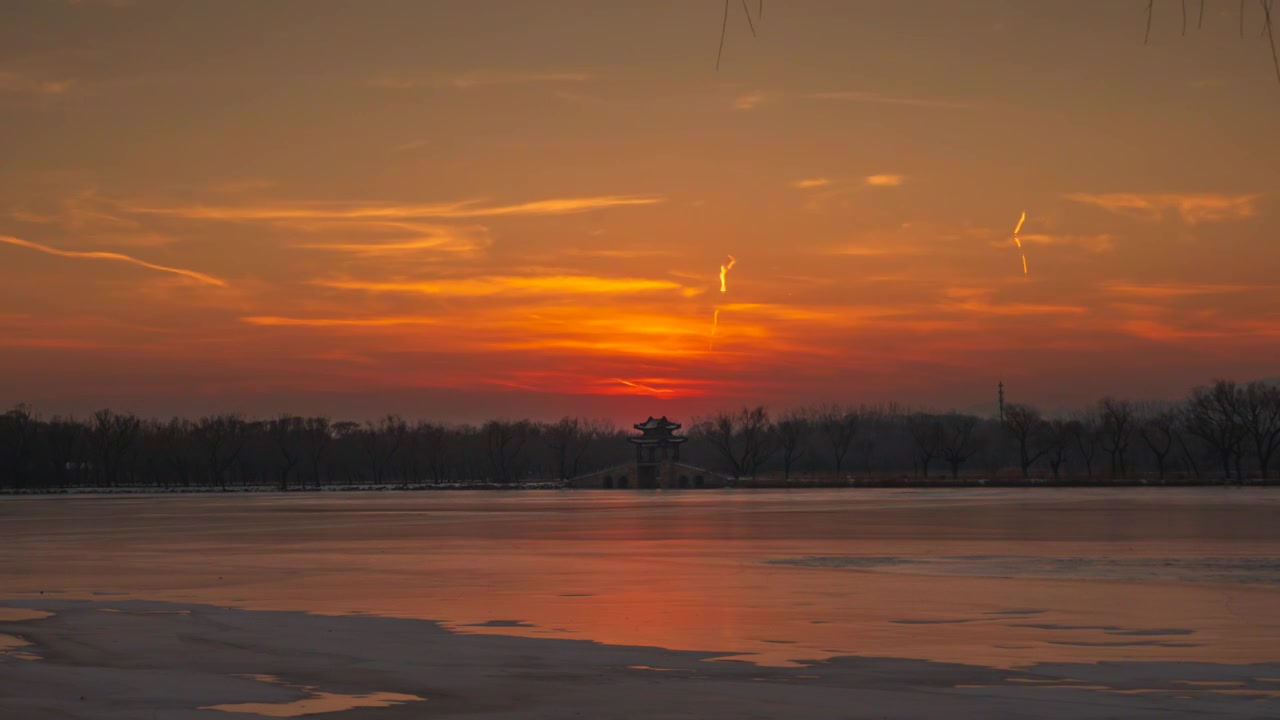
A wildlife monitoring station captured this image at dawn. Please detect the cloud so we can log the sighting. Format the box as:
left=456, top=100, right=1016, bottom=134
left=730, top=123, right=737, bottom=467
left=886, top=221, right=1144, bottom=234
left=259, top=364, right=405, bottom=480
left=733, top=91, right=766, bottom=110
left=129, top=195, right=664, bottom=221
left=865, top=174, right=904, bottom=187
left=0, top=70, right=72, bottom=96
left=289, top=222, right=490, bottom=257
left=992, top=233, right=1115, bottom=253
left=1116, top=320, right=1227, bottom=341
left=209, top=178, right=277, bottom=194
left=0, top=234, right=225, bottom=286
left=826, top=244, right=922, bottom=257
left=792, top=178, right=831, bottom=189
left=392, top=139, right=430, bottom=153
left=448, top=70, right=593, bottom=88
left=317, top=275, right=686, bottom=297
left=371, top=70, right=592, bottom=90
left=1063, top=192, right=1262, bottom=224
left=242, top=316, right=438, bottom=327
left=1102, top=282, right=1268, bottom=298
left=804, top=91, right=975, bottom=109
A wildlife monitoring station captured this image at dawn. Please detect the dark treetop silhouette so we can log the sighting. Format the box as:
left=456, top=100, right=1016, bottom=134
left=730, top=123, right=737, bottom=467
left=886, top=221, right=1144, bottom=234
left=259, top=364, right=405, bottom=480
left=2, top=378, right=1277, bottom=491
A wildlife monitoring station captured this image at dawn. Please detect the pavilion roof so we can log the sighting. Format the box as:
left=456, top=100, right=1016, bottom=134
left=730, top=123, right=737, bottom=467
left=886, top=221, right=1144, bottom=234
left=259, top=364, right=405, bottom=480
left=633, top=415, right=681, bottom=431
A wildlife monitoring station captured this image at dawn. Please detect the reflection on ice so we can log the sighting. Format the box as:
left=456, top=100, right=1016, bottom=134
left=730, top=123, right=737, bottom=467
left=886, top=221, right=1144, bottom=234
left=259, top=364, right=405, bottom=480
left=199, top=674, right=424, bottom=717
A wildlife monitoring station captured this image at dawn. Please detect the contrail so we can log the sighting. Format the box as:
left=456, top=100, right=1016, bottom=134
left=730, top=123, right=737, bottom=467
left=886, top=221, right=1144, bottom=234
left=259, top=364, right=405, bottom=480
left=616, top=378, right=669, bottom=394
left=1012, top=211, right=1028, bottom=275
left=719, top=254, right=736, bottom=293
left=0, top=235, right=226, bottom=286
left=711, top=254, right=736, bottom=349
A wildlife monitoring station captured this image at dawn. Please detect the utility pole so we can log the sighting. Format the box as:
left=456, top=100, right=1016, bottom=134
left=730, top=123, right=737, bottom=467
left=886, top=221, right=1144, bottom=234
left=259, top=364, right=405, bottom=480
left=998, top=381, right=1005, bottom=422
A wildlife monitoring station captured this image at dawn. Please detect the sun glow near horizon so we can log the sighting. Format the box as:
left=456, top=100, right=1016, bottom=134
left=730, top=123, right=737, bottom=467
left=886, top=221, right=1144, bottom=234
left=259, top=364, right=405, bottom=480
left=1, top=2, right=1277, bottom=421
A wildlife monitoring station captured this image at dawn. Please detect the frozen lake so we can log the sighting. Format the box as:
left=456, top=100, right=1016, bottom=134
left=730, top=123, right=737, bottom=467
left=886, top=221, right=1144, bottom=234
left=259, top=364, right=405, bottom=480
left=2, top=488, right=1279, bottom=718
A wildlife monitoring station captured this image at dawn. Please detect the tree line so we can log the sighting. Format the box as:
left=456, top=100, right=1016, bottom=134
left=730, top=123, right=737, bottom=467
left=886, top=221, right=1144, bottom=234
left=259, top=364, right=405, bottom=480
left=683, top=379, right=1280, bottom=485
left=1, top=378, right=1277, bottom=490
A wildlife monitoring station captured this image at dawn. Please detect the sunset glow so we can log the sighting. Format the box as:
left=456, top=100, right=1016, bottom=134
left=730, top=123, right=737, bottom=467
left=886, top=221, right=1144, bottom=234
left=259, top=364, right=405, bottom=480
left=1, top=2, right=1277, bottom=422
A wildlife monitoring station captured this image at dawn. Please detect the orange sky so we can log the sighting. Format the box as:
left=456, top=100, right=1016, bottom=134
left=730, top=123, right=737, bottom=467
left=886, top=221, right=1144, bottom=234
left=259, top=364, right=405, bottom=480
left=2, top=1, right=1278, bottom=422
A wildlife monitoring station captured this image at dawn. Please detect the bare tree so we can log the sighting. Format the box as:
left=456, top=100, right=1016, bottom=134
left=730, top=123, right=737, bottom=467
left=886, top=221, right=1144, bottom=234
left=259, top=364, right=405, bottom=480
left=1044, top=418, right=1072, bottom=481
left=484, top=419, right=531, bottom=483
left=907, top=413, right=943, bottom=479
left=269, top=415, right=306, bottom=490
left=1185, top=380, right=1246, bottom=482
left=91, top=409, right=141, bottom=488
left=196, top=414, right=247, bottom=490
left=543, top=417, right=597, bottom=481
left=1239, top=381, right=1280, bottom=479
left=301, top=417, right=331, bottom=489
left=1068, top=414, right=1102, bottom=482
left=1003, top=404, right=1049, bottom=478
left=697, top=406, right=773, bottom=480
left=359, top=415, right=406, bottom=485
left=1135, top=403, right=1181, bottom=483
left=773, top=409, right=809, bottom=481
left=0, top=405, right=37, bottom=489
left=818, top=405, right=858, bottom=479
left=1099, top=398, right=1136, bottom=480
left=939, top=413, right=980, bottom=480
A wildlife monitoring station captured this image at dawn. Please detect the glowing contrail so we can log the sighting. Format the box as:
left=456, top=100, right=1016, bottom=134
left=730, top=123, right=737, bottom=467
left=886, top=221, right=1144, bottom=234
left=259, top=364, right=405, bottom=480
left=711, top=254, right=737, bottom=349
left=616, top=378, right=670, bottom=394
left=1012, top=211, right=1028, bottom=275
left=0, top=235, right=226, bottom=286
left=719, top=254, right=736, bottom=293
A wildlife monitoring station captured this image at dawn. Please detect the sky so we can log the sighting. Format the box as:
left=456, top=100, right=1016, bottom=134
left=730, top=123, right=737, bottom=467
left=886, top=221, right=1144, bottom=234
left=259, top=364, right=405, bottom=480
left=2, top=0, right=1278, bottom=424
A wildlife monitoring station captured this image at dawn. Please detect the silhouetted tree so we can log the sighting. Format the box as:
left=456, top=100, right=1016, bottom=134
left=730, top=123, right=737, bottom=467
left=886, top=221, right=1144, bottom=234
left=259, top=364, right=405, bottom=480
left=1185, top=380, right=1246, bottom=482
left=1068, top=414, right=1102, bottom=482
left=907, top=413, right=943, bottom=479
left=773, top=410, right=809, bottom=481
left=818, top=405, right=858, bottom=479
left=1239, top=381, right=1280, bottom=480
left=197, top=415, right=247, bottom=490
left=696, top=406, right=773, bottom=480
left=1003, top=404, right=1049, bottom=479
left=269, top=415, right=306, bottom=490
left=484, top=419, right=531, bottom=483
left=1099, top=398, right=1136, bottom=480
left=1135, top=403, right=1181, bottom=483
left=91, top=409, right=140, bottom=487
left=940, top=413, right=979, bottom=480
left=1044, top=418, right=1072, bottom=481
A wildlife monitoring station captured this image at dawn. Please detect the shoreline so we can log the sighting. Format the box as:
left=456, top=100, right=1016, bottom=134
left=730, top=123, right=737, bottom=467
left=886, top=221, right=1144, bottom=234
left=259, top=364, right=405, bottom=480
left=2, top=479, right=1276, bottom=496
left=3, top=599, right=1279, bottom=719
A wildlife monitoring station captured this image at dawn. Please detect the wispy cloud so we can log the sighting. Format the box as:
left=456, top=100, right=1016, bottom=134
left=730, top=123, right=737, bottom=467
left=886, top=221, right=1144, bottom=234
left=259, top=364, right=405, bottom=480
left=289, top=222, right=490, bottom=257
left=371, top=70, right=592, bottom=90
left=130, top=195, right=664, bottom=221
left=209, top=178, right=277, bottom=194
left=1102, top=282, right=1268, bottom=298
left=792, top=178, right=831, bottom=189
left=1116, top=320, right=1227, bottom=341
left=804, top=91, right=975, bottom=109
left=0, top=70, right=72, bottom=96
left=317, top=275, right=686, bottom=297
left=946, top=300, right=1088, bottom=317
left=991, top=232, right=1115, bottom=253
left=0, top=235, right=225, bottom=286
left=1063, top=192, right=1262, bottom=224
left=865, top=174, right=904, bottom=187
left=448, top=70, right=593, bottom=88
left=242, top=316, right=438, bottom=327
left=733, top=90, right=767, bottom=110
left=826, top=244, right=922, bottom=257
left=392, top=139, right=430, bottom=153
